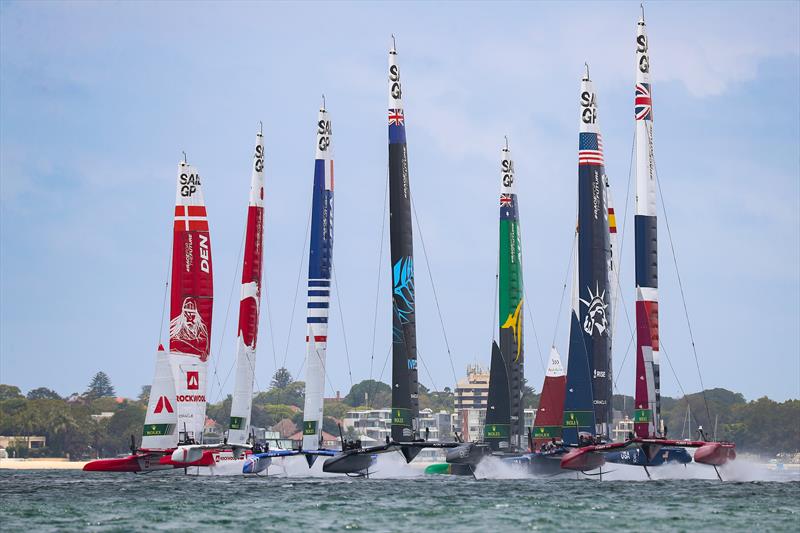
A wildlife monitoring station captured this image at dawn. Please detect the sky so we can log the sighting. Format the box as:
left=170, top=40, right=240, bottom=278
left=1, top=1, right=798, bottom=403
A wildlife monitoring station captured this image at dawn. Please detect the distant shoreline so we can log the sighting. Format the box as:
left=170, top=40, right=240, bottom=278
left=0, top=458, right=88, bottom=470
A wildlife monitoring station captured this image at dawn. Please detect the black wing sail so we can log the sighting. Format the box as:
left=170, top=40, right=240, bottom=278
left=484, top=340, right=512, bottom=451
left=388, top=41, right=419, bottom=443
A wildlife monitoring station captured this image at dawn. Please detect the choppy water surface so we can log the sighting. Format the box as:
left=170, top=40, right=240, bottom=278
left=1, top=460, right=798, bottom=532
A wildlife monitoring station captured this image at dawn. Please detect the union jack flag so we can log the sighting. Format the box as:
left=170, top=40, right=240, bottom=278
left=635, top=83, right=652, bottom=121
left=578, top=133, right=604, bottom=166
left=500, top=194, right=512, bottom=207
left=388, top=109, right=404, bottom=126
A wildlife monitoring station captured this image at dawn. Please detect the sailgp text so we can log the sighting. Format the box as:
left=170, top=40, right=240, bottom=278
left=180, top=172, right=201, bottom=197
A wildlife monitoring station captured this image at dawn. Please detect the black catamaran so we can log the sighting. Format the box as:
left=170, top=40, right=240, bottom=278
left=322, top=37, right=457, bottom=475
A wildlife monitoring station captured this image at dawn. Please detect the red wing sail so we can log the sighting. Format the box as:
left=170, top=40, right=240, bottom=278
left=169, top=162, right=213, bottom=441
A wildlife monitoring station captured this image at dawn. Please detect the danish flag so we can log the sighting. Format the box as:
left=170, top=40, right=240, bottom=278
left=174, top=205, right=209, bottom=232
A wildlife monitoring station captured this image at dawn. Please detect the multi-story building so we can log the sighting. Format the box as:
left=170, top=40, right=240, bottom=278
left=342, top=407, right=454, bottom=443
left=454, top=364, right=489, bottom=410
left=453, top=365, right=489, bottom=441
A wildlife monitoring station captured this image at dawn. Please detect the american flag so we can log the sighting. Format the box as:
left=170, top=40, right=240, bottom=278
left=500, top=194, right=512, bottom=207
left=635, top=83, right=652, bottom=121
left=388, top=109, right=404, bottom=126
left=578, top=132, right=604, bottom=166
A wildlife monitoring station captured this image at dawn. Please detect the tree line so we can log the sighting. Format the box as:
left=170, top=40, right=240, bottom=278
left=1, top=372, right=797, bottom=459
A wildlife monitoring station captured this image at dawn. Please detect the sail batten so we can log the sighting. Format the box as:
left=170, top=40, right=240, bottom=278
left=228, top=131, right=266, bottom=446
left=302, top=106, right=334, bottom=451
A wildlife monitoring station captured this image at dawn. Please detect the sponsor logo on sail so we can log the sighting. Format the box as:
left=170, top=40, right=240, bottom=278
left=186, top=371, right=199, bottom=390
left=154, top=396, right=174, bottom=414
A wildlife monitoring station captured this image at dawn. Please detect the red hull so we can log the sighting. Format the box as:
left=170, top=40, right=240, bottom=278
left=83, top=449, right=221, bottom=472
left=83, top=455, right=146, bottom=472
left=693, top=442, right=736, bottom=466
left=560, top=447, right=607, bottom=471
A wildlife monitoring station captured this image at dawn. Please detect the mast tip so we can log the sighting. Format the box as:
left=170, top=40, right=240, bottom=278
left=390, top=33, right=396, bottom=52
left=321, top=94, right=326, bottom=111
left=181, top=151, right=187, bottom=164
left=504, top=135, right=509, bottom=151
left=258, top=121, right=263, bottom=135
left=583, top=62, right=590, bottom=80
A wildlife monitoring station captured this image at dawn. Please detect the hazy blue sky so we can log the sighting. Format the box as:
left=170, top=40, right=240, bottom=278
left=1, top=1, right=798, bottom=403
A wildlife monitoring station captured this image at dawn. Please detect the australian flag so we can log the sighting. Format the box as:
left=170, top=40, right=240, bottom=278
left=500, top=193, right=517, bottom=220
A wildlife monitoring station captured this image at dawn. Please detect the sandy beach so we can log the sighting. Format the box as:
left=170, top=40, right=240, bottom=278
left=0, top=458, right=88, bottom=470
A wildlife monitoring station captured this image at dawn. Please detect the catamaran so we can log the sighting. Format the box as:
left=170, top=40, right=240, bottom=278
left=321, top=37, right=458, bottom=476
left=85, top=158, right=218, bottom=472
left=437, top=141, right=528, bottom=474
left=559, top=9, right=736, bottom=477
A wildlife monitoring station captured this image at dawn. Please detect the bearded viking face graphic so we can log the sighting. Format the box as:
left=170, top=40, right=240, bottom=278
left=169, top=297, right=210, bottom=360
left=580, top=284, right=609, bottom=336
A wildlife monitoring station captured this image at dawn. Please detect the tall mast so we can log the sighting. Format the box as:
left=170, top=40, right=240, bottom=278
left=228, top=128, right=266, bottom=445
left=302, top=101, right=334, bottom=451
left=387, top=38, right=419, bottom=442
left=577, top=64, right=613, bottom=438
left=169, top=158, right=213, bottom=441
left=497, top=140, right=525, bottom=447
left=633, top=8, right=661, bottom=438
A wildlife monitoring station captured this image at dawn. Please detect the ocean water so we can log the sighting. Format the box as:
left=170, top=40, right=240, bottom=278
left=1, top=457, right=798, bottom=532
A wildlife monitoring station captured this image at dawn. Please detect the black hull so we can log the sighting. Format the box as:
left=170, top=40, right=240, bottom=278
left=322, top=452, right=376, bottom=474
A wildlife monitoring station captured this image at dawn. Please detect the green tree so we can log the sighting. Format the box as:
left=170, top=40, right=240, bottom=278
left=0, top=384, right=24, bottom=401
left=344, top=380, right=391, bottom=408
left=138, top=385, right=151, bottom=405
left=521, top=378, right=538, bottom=409
left=27, top=387, right=62, bottom=400
left=85, top=372, right=115, bottom=400
left=323, top=399, right=353, bottom=420
left=271, top=367, right=293, bottom=389
left=255, top=382, right=305, bottom=408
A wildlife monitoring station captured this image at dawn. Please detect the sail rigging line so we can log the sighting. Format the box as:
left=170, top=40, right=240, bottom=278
left=208, top=225, right=247, bottom=404
left=410, top=193, right=459, bottom=386
left=280, top=197, right=314, bottom=370
left=610, top=129, right=637, bottom=339
left=368, top=170, right=389, bottom=385
left=652, top=158, right=714, bottom=429
left=157, top=240, right=172, bottom=345
left=261, top=263, right=279, bottom=376
left=609, top=269, right=636, bottom=391
left=331, top=262, right=354, bottom=389
left=608, top=128, right=638, bottom=395
left=522, top=285, right=547, bottom=374
left=550, top=231, right=577, bottom=348
left=659, top=338, right=705, bottom=431
left=416, top=349, right=441, bottom=393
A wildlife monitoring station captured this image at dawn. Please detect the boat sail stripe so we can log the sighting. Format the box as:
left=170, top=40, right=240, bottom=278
left=308, top=290, right=329, bottom=297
